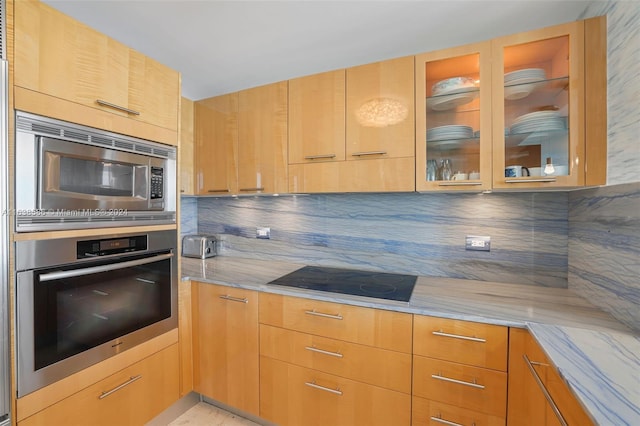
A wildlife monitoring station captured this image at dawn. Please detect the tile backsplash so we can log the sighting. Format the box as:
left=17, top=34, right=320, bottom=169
left=193, top=192, right=569, bottom=288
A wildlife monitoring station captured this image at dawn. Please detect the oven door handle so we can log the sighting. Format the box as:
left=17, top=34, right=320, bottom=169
left=38, top=253, right=174, bottom=282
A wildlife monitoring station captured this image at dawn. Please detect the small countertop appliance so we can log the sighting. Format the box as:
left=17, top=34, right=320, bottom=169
left=182, top=235, right=217, bottom=259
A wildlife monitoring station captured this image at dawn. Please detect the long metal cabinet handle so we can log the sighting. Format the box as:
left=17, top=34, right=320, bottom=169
left=304, top=154, right=336, bottom=160
left=304, top=309, right=343, bottom=320
left=98, top=375, right=142, bottom=399
left=505, top=178, right=557, bottom=183
left=523, top=355, right=568, bottom=426
left=304, top=346, right=343, bottom=358
left=304, top=380, right=343, bottom=395
left=432, top=330, right=486, bottom=343
left=96, top=99, right=141, bottom=116
left=430, top=415, right=472, bottom=426
left=437, top=182, right=483, bottom=187
left=431, top=373, right=485, bottom=389
left=351, top=151, right=387, bottom=157
left=39, top=253, right=174, bottom=282
left=219, top=294, right=248, bottom=304
left=207, top=189, right=230, bottom=193
left=239, top=187, right=265, bottom=192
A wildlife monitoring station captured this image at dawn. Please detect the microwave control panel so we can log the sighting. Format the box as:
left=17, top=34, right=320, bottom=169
left=150, top=167, right=164, bottom=199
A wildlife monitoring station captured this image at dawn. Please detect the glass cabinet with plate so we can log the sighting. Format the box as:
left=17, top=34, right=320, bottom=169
left=415, top=42, right=493, bottom=192
left=491, top=17, right=607, bottom=189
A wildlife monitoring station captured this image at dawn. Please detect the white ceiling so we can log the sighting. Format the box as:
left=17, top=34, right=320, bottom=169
left=42, top=0, right=595, bottom=101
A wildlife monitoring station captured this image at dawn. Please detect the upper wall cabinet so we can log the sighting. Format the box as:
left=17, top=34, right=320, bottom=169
left=491, top=17, right=606, bottom=190
left=415, top=42, right=493, bottom=192
left=288, top=69, right=346, bottom=164
left=346, top=56, right=415, bottom=161
left=237, top=82, right=289, bottom=195
left=180, top=97, right=195, bottom=195
left=195, top=82, right=288, bottom=196
left=288, top=56, right=415, bottom=193
left=14, top=0, right=180, bottom=143
left=195, top=93, right=239, bottom=195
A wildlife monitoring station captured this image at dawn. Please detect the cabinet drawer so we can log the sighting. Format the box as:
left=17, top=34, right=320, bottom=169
left=414, top=315, right=508, bottom=371
left=259, top=292, right=412, bottom=352
left=19, top=344, right=179, bottom=426
left=412, top=396, right=505, bottom=426
left=260, top=324, right=411, bottom=393
left=413, top=356, right=507, bottom=418
left=260, top=356, right=411, bottom=426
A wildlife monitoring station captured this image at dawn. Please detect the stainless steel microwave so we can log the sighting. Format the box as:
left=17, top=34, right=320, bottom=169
left=15, top=111, right=176, bottom=231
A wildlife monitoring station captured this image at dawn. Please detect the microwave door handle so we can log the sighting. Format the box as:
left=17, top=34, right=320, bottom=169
left=38, top=253, right=174, bottom=282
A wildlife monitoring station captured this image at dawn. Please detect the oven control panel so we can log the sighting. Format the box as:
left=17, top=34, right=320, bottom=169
left=77, top=235, right=148, bottom=258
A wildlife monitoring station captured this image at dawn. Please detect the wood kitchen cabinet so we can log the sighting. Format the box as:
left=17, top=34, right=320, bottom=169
left=507, top=328, right=594, bottom=426
left=259, top=293, right=412, bottom=425
left=415, top=42, right=493, bottom=192
left=412, top=315, right=508, bottom=424
left=416, top=17, right=606, bottom=193
left=195, top=93, right=239, bottom=195
left=192, top=282, right=259, bottom=416
left=288, top=56, right=415, bottom=193
left=194, top=82, right=287, bottom=195
left=18, top=344, right=179, bottom=426
left=14, top=0, right=180, bottom=144
left=237, top=81, right=288, bottom=194
left=178, top=280, right=194, bottom=396
left=491, top=17, right=606, bottom=190
left=180, top=97, right=196, bottom=195
left=288, top=69, right=346, bottom=164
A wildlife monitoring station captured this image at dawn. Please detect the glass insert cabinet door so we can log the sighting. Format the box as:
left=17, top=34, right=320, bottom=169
left=415, top=42, right=492, bottom=192
left=492, top=21, right=586, bottom=189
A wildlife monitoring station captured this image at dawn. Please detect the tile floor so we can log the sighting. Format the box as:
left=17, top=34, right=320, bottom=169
left=168, top=402, right=261, bottom=426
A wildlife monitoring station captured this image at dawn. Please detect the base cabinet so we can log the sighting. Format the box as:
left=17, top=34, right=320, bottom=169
left=259, top=293, right=412, bottom=426
left=412, top=315, right=508, bottom=423
left=192, top=282, right=259, bottom=416
left=260, top=356, right=411, bottom=426
left=18, top=344, right=179, bottom=426
left=412, top=397, right=505, bottom=426
left=507, top=328, right=594, bottom=426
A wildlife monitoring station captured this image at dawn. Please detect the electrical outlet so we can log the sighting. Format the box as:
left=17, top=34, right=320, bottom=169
left=465, top=235, right=491, bottom=251
left=256, top=227, right=271, bottom=239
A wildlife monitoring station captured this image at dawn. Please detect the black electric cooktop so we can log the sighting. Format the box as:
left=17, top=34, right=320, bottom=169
left=267, top=266, right=417, bottom=302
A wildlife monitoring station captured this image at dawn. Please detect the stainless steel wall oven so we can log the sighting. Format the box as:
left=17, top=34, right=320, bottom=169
left=14, top=111, right=176, bottom=232
left=15, top=229, right=177, bottom=397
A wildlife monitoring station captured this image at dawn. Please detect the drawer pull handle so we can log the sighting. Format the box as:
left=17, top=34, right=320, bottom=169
left=304, top=154, right=336, bottom=160
left=437, top=182, right=484, bottom=187
left=96, top=99, right=140, bottom=116
left=207, top=189, right=230, bottom=193
left=523, top=355, right=568, bottom=426
left=304, top=380, right=343, bottom=396
left=219, top=294, right=248, bottom=303
left=304, top=309, right=343, bottom=320
left=305, top=346, right=343, bottom=358
left=430, top=414, right=474, bottom=426
left=239, top=187, right=265, bottom=192
left=505, top=178, right=557, bottom=183
left=432, top=330, right=486, bottom=343
left=431, top=372, right=485, bottom=389
left=99, top=375, right=142, bottom=399
left=351, top=151, right=387, bottom=157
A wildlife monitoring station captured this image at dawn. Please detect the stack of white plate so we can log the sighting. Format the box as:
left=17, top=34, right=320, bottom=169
left=504, top=68, right=547, bottom=100
left=428, top=76, right=478, bottom=111
left=510, top=111, right=566, bottom=134
left=427, top=125, right=473, bottom=141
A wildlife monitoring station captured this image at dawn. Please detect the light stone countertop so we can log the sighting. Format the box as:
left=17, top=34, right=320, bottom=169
left=182, top=256, right=640, bottom=426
